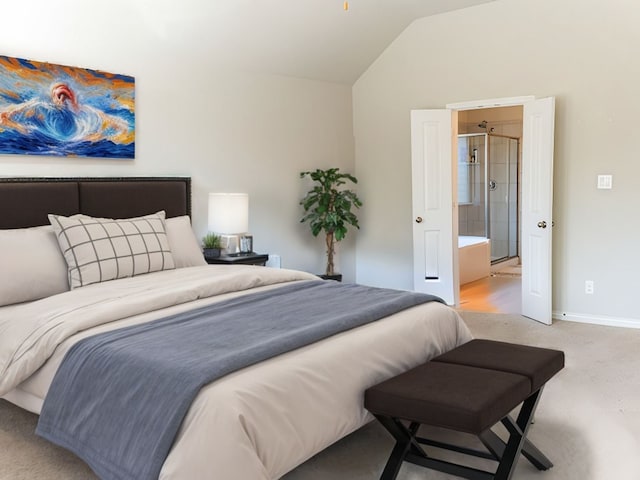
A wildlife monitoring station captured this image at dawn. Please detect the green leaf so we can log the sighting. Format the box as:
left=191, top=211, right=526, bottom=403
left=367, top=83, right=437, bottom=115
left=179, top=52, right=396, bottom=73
left=299, top=167, right=363, bottom=246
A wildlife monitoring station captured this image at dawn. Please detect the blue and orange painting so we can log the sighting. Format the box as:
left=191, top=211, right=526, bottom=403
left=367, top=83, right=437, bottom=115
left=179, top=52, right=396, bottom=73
left=0, top=56, right=134, bottom=159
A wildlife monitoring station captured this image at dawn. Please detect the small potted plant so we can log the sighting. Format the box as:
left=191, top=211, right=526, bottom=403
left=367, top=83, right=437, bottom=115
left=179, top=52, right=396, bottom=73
left=300, top=168, right=362, bottom=281
left=202, top=232, right=222, bottom=259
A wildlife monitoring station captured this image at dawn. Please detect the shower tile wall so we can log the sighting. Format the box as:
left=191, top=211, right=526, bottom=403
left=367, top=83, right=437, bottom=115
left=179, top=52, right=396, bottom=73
left=459, top=204, right=486, bottom=237
left=458, top=135, right=486, bottom=237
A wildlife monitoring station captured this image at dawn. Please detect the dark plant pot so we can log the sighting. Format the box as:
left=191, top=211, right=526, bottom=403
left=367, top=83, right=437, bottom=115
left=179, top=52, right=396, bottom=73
left=203, top=248, right=221, bottom=259
left=318, top=274, right=342, bottom=282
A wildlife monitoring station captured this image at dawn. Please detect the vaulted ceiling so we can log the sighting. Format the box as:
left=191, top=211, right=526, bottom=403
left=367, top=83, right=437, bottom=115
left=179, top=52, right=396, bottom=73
left=136, top=0, right=497, bottom=84
left=3, top=0, right=496, bottom=85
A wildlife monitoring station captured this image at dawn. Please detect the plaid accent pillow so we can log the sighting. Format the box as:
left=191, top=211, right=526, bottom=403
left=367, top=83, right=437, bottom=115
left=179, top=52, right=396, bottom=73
left=49, top=211, right=175, bottom=289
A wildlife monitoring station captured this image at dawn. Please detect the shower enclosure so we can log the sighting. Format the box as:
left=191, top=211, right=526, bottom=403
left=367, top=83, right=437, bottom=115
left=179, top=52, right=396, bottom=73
left=457, top=133, right=519, bottom=263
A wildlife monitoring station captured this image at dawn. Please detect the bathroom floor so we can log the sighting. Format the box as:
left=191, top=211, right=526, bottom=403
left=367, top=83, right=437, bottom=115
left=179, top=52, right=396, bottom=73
left=458, top=271, right=521, bottom=314
left=491, top=263, right=522, bottom=277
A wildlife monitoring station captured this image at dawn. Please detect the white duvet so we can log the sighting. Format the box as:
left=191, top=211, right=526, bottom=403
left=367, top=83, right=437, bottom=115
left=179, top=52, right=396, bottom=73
left=0, top=265, right=472, bottom=479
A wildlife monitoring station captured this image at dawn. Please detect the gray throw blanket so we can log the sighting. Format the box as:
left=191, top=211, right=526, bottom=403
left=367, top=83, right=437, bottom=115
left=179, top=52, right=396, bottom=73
left=36, top=280, right=443, bottom=480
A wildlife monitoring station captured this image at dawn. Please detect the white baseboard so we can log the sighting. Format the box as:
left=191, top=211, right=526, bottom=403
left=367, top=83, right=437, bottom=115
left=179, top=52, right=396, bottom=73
left=553, top=311, right=640, bottom=329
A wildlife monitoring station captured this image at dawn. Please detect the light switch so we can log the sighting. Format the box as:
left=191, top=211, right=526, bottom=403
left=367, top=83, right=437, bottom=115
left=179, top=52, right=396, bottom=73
left=597, top=175, right=612, bottom=189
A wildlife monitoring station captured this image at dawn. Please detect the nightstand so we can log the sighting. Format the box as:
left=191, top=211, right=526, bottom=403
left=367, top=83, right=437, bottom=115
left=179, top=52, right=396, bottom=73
left=205, top=253, right=269, bottom=266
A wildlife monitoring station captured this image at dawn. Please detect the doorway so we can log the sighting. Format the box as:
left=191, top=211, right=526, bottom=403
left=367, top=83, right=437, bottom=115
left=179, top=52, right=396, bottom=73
left=411, top=96, right=555, bottom=323
left=457, top=107, right=522, bottom=313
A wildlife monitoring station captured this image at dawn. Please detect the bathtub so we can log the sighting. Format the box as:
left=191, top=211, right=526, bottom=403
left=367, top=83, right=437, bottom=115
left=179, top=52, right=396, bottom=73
left=459, top=236, right=490, bottom=285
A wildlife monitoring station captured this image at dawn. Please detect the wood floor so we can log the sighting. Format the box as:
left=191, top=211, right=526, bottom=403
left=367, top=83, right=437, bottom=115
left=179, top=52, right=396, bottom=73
left=458, top=273, right=521, bottom=314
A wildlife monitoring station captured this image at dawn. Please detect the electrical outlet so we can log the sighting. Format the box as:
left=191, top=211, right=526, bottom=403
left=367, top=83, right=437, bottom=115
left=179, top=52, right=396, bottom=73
left=585, top=280, right=594, bottom=295
left=597, top=175, right=613, bottom=189
left=266, top=254, right=281, bottom=268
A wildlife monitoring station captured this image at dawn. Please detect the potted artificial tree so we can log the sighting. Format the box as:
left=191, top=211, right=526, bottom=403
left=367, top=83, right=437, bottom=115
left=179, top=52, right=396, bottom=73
left=300, top=168, right=362, bottom=281
left=202, top=232, right=222, bottom=259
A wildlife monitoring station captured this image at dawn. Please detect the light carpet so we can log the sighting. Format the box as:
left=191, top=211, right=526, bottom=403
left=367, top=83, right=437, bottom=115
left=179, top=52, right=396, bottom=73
left=1, top=311, right=639, bottom=479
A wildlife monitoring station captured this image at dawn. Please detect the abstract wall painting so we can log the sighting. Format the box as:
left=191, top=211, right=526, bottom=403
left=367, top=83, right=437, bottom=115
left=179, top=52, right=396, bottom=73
left=0, top=56, right=135, bottom=159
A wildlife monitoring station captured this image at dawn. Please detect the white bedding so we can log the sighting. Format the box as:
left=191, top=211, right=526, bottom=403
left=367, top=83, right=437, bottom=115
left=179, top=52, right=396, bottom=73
left=0, top=265, right=472, bottom=479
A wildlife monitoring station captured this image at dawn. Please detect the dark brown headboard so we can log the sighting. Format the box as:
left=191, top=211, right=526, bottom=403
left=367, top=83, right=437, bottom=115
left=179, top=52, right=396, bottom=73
left=0, top=177, right=191, bottom=229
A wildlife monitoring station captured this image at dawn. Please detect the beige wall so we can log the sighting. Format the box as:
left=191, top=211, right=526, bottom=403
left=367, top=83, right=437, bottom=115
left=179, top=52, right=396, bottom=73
left=353, top=0, right=640, bottom=325
left=0, top=3, right=356, bottom=280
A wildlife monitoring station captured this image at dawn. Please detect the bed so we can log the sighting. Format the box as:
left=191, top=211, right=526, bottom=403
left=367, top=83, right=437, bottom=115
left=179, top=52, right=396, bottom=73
left=0, top=177, right=472, bottom=480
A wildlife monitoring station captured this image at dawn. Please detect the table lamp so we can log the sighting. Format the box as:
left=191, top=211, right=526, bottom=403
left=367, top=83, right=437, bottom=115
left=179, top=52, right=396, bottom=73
left=208, top=193, right=249, bottom=254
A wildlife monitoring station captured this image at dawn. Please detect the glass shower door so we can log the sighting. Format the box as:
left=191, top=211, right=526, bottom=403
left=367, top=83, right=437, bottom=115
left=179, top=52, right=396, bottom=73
left=488, top=135, right=519, bottom=262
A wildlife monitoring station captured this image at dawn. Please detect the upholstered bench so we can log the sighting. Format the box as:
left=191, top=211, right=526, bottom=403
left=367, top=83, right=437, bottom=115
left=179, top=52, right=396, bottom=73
left=364, top=339, right=564, bottom=480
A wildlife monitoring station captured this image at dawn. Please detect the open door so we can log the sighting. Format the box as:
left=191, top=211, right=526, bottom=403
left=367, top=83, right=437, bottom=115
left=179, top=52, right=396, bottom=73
left=413, top=97, right=555, bottom=320
left=410, top=109, right=459, bottom=305
left=521, top=97, right=555, bottom=324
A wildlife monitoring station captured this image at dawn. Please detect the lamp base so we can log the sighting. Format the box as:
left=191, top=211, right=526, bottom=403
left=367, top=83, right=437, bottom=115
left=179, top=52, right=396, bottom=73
left=220, top=234, right=241, bottom=255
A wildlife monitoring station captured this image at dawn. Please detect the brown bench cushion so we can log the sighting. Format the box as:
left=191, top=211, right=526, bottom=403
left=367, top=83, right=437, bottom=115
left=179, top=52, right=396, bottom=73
left=432, top=339, right=565, bottom=392
left=364, top=362, right=530, bottom=435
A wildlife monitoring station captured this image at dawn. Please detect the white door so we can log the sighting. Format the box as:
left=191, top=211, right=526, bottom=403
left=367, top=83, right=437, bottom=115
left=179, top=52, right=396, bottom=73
left=412, top=97, right=555, bottom=320
left=521, top=97, right=555, bottom=324
left=410, top=109, right=459, bottom=305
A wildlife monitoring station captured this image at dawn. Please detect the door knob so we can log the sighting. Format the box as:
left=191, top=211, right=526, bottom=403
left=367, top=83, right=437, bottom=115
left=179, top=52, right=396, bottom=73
left=415, top=216, right=423, bottom=223
left=537, top=221, right=547, bottom=229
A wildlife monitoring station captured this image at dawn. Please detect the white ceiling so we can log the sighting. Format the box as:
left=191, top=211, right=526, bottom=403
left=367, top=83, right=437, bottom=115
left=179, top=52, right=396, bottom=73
left=136, top=0, right=496, bottom=84
left=3, top=0, right=496, bottom=84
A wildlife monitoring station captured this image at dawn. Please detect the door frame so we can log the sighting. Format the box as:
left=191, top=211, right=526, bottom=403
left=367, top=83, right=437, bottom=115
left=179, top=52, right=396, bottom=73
left=446, top=96, right=535, bottom=111
left=446, top=96, right=553, bottom=323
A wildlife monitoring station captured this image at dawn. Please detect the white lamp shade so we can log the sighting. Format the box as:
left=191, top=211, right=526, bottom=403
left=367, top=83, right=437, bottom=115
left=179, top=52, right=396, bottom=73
left=208, top=193, right=249, bottom=234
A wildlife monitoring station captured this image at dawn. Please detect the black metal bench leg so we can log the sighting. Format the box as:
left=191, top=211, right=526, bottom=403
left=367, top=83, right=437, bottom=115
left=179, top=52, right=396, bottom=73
left=520, top=437, right=553, bottom=470
left=494, top=389, right=542, bottom=480
left=375, top=416, right=428, bottom=480
left=479, top=385, right=554, bottom=473
left=380, top=438, right=410, bottom=480
left=374, top=388, right=553, bottom=480
left=376, top=416, right=495, bottom=480
left=480, top=428, right=553, bottom=471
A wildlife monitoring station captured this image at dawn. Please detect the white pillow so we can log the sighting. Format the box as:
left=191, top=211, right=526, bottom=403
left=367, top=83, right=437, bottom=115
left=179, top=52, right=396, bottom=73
left=165, top=216, right=207, bottom=268
left=49, top=211, right=175, bottom=289
left=0, top=225, right=70, bottom=306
